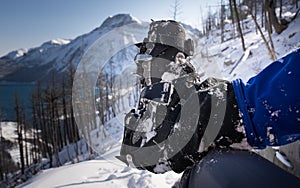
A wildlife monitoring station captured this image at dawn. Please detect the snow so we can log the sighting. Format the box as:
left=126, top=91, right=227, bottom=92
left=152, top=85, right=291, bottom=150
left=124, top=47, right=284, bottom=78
left=271, top=110, right=281, bottom=118
left=3, top=48, right=28, bottom=59
left=0, top=122, right=35, bottom=164
left=51, top=38, right=71, bottom=45
left=18, top=144, right=181, bottom=188
left=41, top=39, right=71, bottom=49
left=1, top=122, right=18, bottom=143
left=195, top=7, right=300, bottom=82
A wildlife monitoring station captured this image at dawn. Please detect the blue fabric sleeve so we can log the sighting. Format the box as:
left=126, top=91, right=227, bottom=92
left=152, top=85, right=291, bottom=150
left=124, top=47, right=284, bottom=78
left=232, top=48, right=300, bottom=148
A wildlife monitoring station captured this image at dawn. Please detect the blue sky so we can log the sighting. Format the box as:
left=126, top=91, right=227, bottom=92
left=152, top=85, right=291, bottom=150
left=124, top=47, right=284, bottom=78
left=0, top=0, right=219, bottom=56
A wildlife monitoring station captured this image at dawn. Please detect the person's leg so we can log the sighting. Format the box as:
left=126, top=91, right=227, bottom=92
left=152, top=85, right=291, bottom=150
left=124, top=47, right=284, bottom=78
left=178, top=148, right=300, bottom=188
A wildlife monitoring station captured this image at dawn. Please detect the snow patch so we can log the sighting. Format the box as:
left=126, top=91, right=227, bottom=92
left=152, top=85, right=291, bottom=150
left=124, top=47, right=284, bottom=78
left=3, top=48, right=28, bottom=59
left=271, top=110, right=281, bottom=118
left=51, top=38, right=71, bottom=45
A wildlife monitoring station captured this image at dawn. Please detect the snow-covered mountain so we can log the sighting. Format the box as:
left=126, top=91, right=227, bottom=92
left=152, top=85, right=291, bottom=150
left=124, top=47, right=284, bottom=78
left=0, top=14, right=201, bottom=84
left=0, top=14, right=140, bottom=83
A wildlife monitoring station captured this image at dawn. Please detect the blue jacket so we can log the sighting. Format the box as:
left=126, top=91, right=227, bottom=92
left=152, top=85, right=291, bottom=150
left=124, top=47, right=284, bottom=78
left=232, top=48, right=300, bottom=148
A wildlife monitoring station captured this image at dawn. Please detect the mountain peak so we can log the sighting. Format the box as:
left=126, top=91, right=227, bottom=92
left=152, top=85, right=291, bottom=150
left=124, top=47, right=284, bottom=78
left=99, top=13, right=142, bottom=29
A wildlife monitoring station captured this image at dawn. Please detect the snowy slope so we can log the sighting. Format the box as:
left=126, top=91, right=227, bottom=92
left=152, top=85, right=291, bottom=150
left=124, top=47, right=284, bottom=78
left=19, top=145, right=181, bottom=188
left=1, top=119, right=181, bottom=188
left=194, top=4, right=300, bottom=82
